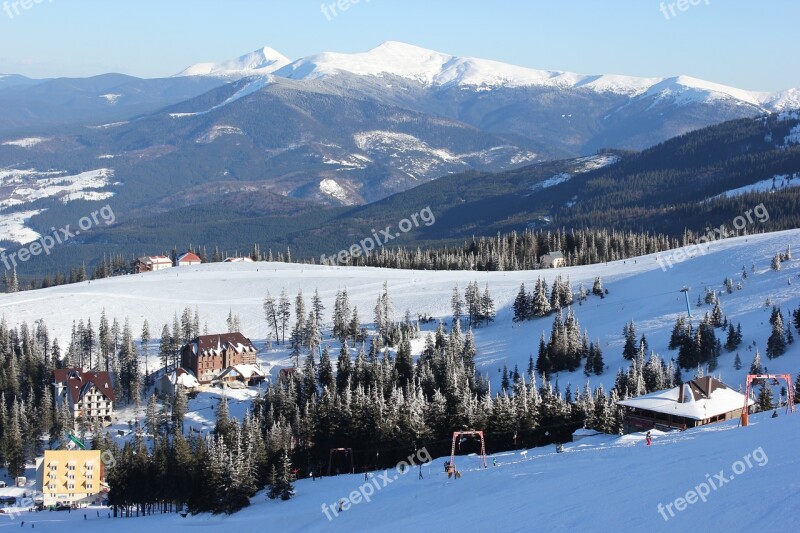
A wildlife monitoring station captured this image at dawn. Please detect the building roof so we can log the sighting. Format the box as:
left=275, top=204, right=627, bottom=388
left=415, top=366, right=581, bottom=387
left=223, top=257, right=254, bottom=263
left=216, top=364, right=266, bottom=381
left=543, top=251, right=564, bottom=259
left=53, top=369, right=115, bottom=403
left=165, top=367, right=200, bottom=388
left=186, top=332, right=257, bottom=357
left=617, top=376, right=754, bottom=421
left=137, top=255, right=172, bottom=264
left=177, top=251, right=202, bottom=264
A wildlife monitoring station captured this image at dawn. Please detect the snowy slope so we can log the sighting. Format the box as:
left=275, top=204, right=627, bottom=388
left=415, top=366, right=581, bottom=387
left=712, top=173, right=800, bottom=200
left=175, top=47, right=291, bottom=78
left=530, top=153, right=620, bottom=192
left=0, top=230, right=797, bottom=397
left=1, top=412, right=796, bottom=531
left=180, top=41, right=800, bottom=110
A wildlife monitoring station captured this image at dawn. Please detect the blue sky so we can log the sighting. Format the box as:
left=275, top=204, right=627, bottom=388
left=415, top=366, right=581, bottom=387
left=0, top=0, right=797, bottom=91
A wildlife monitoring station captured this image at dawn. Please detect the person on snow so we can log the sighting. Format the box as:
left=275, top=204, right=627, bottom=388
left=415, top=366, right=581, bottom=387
left=646, top=431, right=652, bottom=446
left=492, top=458, right=497, bottom=467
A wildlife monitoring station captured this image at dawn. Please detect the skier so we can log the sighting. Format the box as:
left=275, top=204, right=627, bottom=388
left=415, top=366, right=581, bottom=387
left=492, top=458, right=497, bottom=467
left=646, top=431, right=652, bottom=446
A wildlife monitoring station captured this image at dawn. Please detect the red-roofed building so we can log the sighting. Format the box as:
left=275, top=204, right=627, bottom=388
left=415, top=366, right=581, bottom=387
left=176, top=251, right=202, bottom=267
left=53, top=369, right=115, bottom=430
left=180, top=333, right=258, bottom=384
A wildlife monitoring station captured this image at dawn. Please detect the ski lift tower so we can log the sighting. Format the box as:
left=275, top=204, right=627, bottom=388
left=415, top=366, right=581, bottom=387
left=741, top=374, right=795, bottom=426
left=680, top=287, right=692, bottom=318
left=449, top=430, right=488, bottom=473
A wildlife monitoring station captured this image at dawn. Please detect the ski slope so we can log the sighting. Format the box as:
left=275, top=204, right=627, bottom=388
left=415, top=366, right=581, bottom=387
left=0, top=229, right=798, bottom=394
left=0, top=230, right=797, bottom=531
left=1, top=412, right=796, bottom=531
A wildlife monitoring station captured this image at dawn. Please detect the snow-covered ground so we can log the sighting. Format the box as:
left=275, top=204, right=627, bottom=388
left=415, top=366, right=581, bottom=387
left=529, top=153, right=620, bottom=192
left=0, top=208, right=45, bottom=246
left=712, top=173, right=800, bottom=200
left=0, top=168, right=117, bottom=245
left=0, top=168, right=117, bottom=209
left=1, top=137, right=50, bottom=148
left=0, top=411, right=795, bottom=531
left=0, top=229, right=797, bottom=395
left=0, top=230, right=797, bottom=530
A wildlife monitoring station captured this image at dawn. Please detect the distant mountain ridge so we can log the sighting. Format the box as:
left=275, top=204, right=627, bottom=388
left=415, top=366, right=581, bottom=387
left=179, top=41, right=800, bottom=111
left=1, top=42, right=799, bottom=279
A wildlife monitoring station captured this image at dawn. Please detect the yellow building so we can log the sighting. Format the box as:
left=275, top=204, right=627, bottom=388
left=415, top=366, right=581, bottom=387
left=36, top=450, right=105, bottom=507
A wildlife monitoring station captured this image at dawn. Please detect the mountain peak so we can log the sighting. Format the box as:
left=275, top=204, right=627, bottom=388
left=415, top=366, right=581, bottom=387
left=175, top=46, right=291, bottom=78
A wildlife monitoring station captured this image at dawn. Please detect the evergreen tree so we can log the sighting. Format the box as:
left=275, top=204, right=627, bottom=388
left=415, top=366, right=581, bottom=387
left=335, top=344, right=352, bottom=395
left=144, top=393, right=158, bottom=439
left=766, top=308, right=787, bottom=359
left=6, top=267, right=19, bottom=293
left=592, top=277, right=604, bottom=297
left=278, top=289, right=291, bottom=345
left=756, top=384, right=775, bottom=412
left=749, top=350, right=763, bottom=375
left=669, top=317, right=686, bottom=350
left=622, top=321, right=637, bottom=360
left=532, top=278, right=551, bottom=317
left=173, top=385, right=188, bottom=432
left=535, top=333, right=550, bottom=376
left=395, top=339, right=414, bottom=389
left=141, top=319, right=151, bottom=382
left=513, top=283, right=529, bottom=322
left=733, top=353, right=742, bottom=370
left=5, top=400, right=25, bottom=477
left=451, top=285, right=464, bottom=326
left=479, top=284, right=496, bottom=325
left=318, top=347, right=334, bottom=391
left=214, top=395, right=233, bottom=442
left=263, top=291, right=279, bottom=343
left=771, top=254, right=781, bottom=271
left=278, top=452, right=295, bottom=500
left=724, top=322, right=742, bottom=352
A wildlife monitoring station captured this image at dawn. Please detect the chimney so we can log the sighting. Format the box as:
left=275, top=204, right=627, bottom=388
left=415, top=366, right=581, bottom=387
left=678, top=382, right=684, bottom=403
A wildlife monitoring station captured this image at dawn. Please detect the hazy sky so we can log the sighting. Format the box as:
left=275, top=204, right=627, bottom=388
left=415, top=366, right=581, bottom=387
left=1, top=0, right=797, bottom=92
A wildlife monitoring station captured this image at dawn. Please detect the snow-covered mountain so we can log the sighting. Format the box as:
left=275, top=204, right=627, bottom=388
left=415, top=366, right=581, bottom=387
left=182, top=41, right=799, bottom=112
left=175, top=47, right=292, bottom=78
